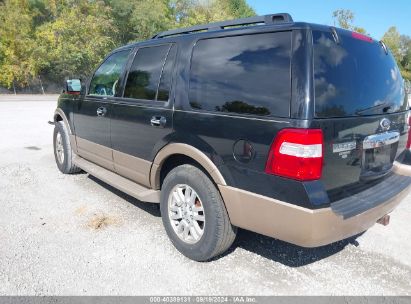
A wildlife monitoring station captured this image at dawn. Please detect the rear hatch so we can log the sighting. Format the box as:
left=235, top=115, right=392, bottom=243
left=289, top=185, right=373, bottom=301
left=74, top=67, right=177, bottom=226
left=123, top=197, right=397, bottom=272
left=312, top=28, right=409, bottom=201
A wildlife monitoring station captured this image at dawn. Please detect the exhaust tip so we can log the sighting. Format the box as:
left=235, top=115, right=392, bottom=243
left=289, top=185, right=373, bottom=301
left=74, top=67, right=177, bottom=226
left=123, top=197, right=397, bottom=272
left=377, top=214, right=390, bottom=226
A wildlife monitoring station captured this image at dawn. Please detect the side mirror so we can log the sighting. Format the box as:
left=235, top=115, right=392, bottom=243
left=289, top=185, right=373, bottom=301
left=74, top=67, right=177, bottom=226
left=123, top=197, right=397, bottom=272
left=64, top=79, right=82, bottom=95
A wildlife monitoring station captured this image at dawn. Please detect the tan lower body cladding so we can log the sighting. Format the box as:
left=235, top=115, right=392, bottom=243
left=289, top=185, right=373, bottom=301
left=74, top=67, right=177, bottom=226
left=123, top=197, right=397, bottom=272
left=75, top=137, right=152, bottom=187
left=218, top=179, right=411, bottom=247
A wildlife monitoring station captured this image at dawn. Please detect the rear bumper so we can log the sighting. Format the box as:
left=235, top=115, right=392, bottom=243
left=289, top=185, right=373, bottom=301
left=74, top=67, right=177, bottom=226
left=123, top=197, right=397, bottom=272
left=219, top=164, right=411, bottom=247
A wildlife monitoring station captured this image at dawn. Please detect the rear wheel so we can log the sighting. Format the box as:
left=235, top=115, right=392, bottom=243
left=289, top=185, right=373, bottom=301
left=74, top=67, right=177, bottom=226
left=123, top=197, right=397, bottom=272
left=160, top=164, right=237, bottom=261
left=53, top=121, right=81, bottom=174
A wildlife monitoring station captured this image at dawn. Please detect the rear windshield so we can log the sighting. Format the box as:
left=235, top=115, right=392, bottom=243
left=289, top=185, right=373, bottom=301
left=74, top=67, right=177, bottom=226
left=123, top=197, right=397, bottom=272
left=313, top=30, right=407, bottom=118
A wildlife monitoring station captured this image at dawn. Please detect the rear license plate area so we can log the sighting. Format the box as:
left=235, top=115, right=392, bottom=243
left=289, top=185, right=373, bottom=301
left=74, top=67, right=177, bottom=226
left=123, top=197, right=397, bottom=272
left=361, top=131, right=400, bottom=178
left=363, top=144, right=395, bottom=172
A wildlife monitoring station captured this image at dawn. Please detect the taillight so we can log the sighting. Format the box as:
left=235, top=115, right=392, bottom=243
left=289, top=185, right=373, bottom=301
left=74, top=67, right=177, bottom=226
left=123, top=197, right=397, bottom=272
left=265, top=129, right=324, bottom=181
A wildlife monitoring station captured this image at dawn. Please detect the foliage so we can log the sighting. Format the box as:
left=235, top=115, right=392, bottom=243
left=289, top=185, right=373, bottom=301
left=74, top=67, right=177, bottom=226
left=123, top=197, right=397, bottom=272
left=382, top=27, right=402, bottom=61
left=33, top=1, right=117, bottom=82
left=332, top=9, right=367, bottom=34
left=176, top=0, right=254, bottom=27
left=106, top=0, right=174, bottom=44
left=0, top=0, right=37, bottom=87
left=382, top=27, right=411, bottom=80
left=0, top=0, right=255, bottom=90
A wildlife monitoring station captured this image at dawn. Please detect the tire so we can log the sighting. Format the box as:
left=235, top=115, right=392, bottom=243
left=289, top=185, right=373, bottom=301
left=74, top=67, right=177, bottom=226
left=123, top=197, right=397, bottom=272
left=160, top=164, right=237, bottom=261
left=53, top=121, right=81, bottom=174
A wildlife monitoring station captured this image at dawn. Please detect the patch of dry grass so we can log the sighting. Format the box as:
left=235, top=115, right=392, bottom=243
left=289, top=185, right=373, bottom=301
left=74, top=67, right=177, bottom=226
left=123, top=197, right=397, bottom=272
left=87, top=213, right=121, bottom=230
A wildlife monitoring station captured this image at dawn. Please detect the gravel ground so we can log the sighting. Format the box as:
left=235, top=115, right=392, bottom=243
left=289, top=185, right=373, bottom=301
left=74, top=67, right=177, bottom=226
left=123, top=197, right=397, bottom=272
left=0, top=95, right=410, bottom=296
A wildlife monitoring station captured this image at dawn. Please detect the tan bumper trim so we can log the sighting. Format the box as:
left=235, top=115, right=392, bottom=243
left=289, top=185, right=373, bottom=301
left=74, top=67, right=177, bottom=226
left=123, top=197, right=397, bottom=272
left=218, top=183, right=410, bottom=247
left=393, top=161, right=411, bottom=177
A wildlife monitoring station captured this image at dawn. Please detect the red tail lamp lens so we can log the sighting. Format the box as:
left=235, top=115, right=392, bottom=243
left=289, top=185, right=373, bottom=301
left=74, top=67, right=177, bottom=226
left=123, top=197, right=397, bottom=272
left=265, top=129, right=324, bottom=181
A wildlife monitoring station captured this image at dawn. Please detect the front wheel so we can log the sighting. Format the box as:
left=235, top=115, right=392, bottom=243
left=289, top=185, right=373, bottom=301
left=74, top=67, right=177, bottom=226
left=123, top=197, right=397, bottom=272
left=160, top=164, right=237, bottom=261
left=53, top=121, right=81, bottom=174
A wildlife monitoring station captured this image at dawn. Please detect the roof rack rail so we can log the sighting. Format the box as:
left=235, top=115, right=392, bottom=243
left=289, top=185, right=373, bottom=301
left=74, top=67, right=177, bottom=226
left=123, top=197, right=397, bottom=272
left=152, top=13, right=293, bottom=39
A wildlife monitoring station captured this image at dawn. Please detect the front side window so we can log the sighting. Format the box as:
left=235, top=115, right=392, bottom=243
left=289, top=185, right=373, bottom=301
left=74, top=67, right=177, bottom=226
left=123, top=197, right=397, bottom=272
left=124, top=44, right=172, bottom=101
left=189, top=32, right=292, bottom=117
left=89, top=50, right=131, bottom=97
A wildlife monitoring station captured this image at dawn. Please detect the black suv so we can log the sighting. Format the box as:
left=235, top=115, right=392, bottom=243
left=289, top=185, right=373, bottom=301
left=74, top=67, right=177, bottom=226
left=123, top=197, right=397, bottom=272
left=52, top=13, right=411, bottom=261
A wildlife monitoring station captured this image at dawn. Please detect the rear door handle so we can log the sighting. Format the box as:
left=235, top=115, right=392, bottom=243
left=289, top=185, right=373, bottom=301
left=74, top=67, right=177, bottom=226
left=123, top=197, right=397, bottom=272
left=150, top=116, right=166, bottom=127
left=96, top=107, right=107, bottom=117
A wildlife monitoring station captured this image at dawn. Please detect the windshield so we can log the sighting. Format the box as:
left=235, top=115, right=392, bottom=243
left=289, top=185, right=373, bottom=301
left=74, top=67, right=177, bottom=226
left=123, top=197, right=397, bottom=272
left=313, top=29, right=408, bottom=118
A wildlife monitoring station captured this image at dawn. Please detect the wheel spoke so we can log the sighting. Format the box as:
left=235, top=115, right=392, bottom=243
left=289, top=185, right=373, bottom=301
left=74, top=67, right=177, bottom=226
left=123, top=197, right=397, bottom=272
left=177, top=188, right=185, bottom=204
left=169, top=205, right=180, bottom=212
left=188, top=190, right=196, bottom=206
left=189, top=225, right=199, bottom=240
left=170, top=211, right=182, bottom=220
left=184, top=187, right=191, bottom=203
left=176, top=220, right=184, bottom=233
left=193, top=214, right=205, bottom=221
left=193, top=221, right=203, bottom=237
left=182, top=221, right=190, bottom=239
left=172, top=192, right=182, bottom=206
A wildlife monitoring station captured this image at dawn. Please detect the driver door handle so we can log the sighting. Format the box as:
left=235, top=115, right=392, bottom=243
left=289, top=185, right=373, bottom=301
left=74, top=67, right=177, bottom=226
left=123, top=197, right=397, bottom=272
left=96, top=107, right=107, bottom=117
left=150, top=116, right=166, bottom=127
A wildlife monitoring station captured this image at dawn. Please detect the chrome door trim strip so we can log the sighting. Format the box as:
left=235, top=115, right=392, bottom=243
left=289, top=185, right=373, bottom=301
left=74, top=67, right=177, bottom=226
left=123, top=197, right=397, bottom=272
left=173, top=109, right=290, bottom=123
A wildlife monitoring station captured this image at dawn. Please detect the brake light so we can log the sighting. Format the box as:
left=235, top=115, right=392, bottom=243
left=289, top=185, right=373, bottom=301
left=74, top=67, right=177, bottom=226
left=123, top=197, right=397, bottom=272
left=352, top=32, right=373, bottom=43
left=265, top=129, right=324, bottom=181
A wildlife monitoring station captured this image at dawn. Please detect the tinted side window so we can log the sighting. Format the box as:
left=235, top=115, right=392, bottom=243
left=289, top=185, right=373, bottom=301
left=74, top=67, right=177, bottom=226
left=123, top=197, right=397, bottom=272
left=189, top=32, right=291, bottom=117
left=124, top=44, right=170, bottom=101
left=157, top=45, right=177, bottom=101
left=89, top=50, right=130, bottom=97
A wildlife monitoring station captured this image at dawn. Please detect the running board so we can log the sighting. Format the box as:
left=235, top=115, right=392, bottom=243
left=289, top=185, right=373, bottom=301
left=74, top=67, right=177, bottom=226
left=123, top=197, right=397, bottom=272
left=73, top=156, right=160, bottom=203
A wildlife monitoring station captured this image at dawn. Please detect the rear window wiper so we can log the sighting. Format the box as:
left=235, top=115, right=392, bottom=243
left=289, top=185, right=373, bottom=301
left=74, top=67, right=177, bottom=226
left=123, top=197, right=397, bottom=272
left=355, top=102, right=393, bottom=115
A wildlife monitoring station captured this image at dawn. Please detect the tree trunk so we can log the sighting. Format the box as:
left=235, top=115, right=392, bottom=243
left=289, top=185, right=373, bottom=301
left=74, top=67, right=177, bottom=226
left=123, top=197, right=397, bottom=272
left=39, top=76, right=45, bottom=95
left=13, top=80, right=16, bottom=95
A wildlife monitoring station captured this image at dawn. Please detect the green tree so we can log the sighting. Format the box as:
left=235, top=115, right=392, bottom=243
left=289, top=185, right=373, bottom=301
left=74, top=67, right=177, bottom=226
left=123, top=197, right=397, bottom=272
left=106, top=0, right=174, bottom=44
left=382, top=26, right=402, bottom=61
left=381, top=28, right=411, bottom=80
left=33, top=1, right=118, bottom=82
left=399, top=35, right=411, bottom=80
left=177, top=0, right=255, bottom=27
left=224, top=0, right=255, bottom=19
left=0, top=0, right=37, bottom=88
left=332, top=9, right=367, bottom=34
